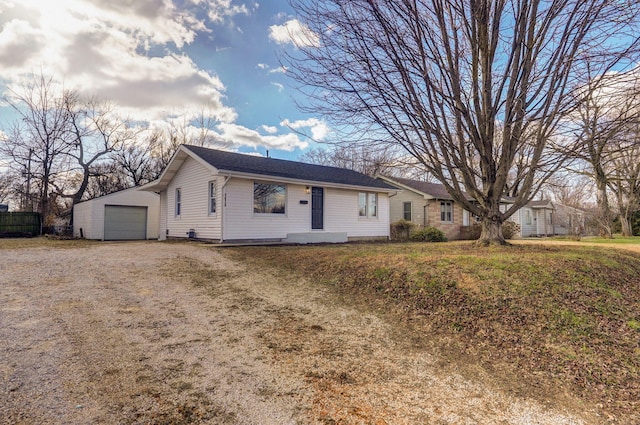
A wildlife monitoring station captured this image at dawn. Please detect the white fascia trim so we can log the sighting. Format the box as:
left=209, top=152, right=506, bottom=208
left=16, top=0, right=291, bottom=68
left=219, top=170, right=397, bottom=193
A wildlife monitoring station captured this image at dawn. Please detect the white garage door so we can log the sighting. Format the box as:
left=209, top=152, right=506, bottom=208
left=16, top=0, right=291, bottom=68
left=104, top=205, right=147, bottom=240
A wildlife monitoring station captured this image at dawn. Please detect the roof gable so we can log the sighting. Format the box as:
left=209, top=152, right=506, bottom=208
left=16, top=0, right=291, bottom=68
left=382, top=176, right=469, bottom=200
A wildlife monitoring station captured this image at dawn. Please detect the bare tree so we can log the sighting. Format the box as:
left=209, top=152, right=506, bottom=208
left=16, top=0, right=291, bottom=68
left=113, top=141, right=158, bottom=187
left=545, top=173, right=593, bottom=209
left=287, top=0, right=640, bottom=245
left=0, top=74, right=73, bottom=225
left=299, top=144, right=406, bottom=176
left=62, top=94, right=140, bottom=207
left=566, top=69, right=640, bottom=237
left=608, top=130, right=640, bottom=236
left=82, top=162, right=129, bottom=199
left=0, top=173, right=13, bottom=205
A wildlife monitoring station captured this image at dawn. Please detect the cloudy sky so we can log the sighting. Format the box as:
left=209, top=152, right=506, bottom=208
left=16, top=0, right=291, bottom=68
left=0, top=0, right=328, bottom=159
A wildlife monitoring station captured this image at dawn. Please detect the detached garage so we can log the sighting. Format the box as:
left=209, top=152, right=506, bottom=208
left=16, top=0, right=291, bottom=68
left=73, top=187, right=160, bottom=240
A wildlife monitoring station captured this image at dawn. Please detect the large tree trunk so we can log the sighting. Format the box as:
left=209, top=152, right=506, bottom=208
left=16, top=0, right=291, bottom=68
left=620, top=215, right=633, bottom=237
left=476, top=204, right=507, bottom=246
left=595, top=178, right=613, bottom=238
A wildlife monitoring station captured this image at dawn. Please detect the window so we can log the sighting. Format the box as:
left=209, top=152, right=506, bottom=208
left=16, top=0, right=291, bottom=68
left=175, top=188, right=181, bottom=216
left=440, top=201, right=453, bottom=222
left=525, top=209, right=532, bottom=225
left=208, top=181, right=217, bottom=214
left=358, top=192, right=378, bottom=218
left=254, top=182, right=286, bottom=214
left=358, top=193, right=367, bottom=217
left=403, top=202, right=412, bottom=221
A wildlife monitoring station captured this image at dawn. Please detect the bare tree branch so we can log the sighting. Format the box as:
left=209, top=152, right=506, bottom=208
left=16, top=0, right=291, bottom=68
left=286, top=0, right=640, bottom=245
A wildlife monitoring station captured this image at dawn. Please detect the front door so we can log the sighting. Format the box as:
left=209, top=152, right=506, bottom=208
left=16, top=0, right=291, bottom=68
left=311, top=187, right=324, bottom=230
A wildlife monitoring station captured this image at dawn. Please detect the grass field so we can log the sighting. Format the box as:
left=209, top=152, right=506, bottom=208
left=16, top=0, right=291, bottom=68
left=228, top=241, right=640, bottom=421
left=0, top=236, right=96, bottom=249
left=577, top=235, right=640, bottom=245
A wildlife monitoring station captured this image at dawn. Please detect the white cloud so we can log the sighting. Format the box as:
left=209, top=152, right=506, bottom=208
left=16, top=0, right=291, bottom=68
left=281, top=118, right=329, bottom=141
left=261, top=125, right=278, bottom=134
left=0, top=0, right=310, bottom=154
left=268, top=66, right=287, bottom=74
left=216, top=122, right=308, bottom=151
left=200, top=0, right=250, bottom=23
left=269, top=19, right=319, bottom=48
left=271, top=82, right=284, bottom=92
left=0, top=1, right=239, bottom=121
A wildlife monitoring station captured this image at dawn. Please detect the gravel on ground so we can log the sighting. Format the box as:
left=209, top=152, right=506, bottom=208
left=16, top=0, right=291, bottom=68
left=0, top=242, right=596, bottom=424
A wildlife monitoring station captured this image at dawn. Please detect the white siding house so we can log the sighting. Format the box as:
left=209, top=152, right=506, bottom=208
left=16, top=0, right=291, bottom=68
left=510, top=200, right=554, bottom=237
left=73, top=187, right=160, bottom=240
left=143, top=145, right=396, bottom=243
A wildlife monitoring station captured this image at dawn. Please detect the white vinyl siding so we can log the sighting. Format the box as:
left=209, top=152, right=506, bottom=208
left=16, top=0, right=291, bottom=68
left=387, top=189, right=426, bottom=226
left=324, top=188, right=389, bottom=238
left=223, top=179, right=305, bottom=240
left=222, top=180, right=390, bottom=240
left=165, top=156, right=222, bottom=240
left=72, top=187, right=159, bottom=240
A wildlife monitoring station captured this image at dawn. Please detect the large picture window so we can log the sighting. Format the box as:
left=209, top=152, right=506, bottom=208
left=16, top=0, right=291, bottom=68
left=440, top=201, right=453, bottom=222
left=254, top=182, right=286, bottom=214
left=358, top=192, right=378, bottom=218
left=209, top=181, right=217, bottom=214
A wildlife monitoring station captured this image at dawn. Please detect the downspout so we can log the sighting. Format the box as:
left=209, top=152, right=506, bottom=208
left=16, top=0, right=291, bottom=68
left=220, top=175, right=232, bottom=242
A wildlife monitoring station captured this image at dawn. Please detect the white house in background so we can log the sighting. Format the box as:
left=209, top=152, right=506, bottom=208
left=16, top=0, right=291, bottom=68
left=140, top=145, right=397, bottom=243
left=508, top=199, right=555, bottom=237
left=73, top=186, right=160, bottom=240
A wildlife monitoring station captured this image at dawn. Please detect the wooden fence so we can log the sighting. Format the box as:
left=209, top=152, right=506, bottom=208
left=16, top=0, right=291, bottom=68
left=0, top=212, right=42, bottom=237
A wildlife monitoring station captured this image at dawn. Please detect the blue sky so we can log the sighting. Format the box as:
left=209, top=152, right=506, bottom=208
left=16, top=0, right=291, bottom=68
left=0, top=0, right=327, bottom=160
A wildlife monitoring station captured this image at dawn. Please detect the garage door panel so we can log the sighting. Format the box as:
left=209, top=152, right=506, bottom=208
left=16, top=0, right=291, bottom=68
left=104, top=205, right=147, bottom=240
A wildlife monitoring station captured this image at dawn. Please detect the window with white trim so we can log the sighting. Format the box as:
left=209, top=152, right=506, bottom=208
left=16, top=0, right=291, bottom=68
left=208, top=181, right=217, bottom=215
left=403, top=201, right=412, bottom=221
left=358, top=192, right=378, bottom=218
left=253, top=182, right=286, bottom=214
left=175, top=188, right=181, bottom=217
left=440, top=201, right=453, bottom=222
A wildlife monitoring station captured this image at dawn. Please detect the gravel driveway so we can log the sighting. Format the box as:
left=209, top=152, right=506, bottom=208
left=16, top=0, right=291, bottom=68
left=1, top=242, right=593, bottom=424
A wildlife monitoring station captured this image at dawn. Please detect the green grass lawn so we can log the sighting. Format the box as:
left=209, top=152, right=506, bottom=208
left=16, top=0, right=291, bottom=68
left=578, top=235, right=640, bottom=244
left=227, top=241, right=640, bottom=421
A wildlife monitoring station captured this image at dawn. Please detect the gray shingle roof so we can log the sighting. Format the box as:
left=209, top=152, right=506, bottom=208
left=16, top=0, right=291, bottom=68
left=185, top=145, right=397, bottom=190
left=385, top=176, right=473, bottom=200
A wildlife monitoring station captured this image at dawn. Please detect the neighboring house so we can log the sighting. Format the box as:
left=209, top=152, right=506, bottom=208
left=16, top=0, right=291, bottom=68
left=380, top=176, right=477, bottom=240
left=382, top=176, right=558, bottom=239
left=73, top=186, right=160, bottom=240
left=508, top=199, right=554, bottom=237
left=140, top=145, right=397, bottom=243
